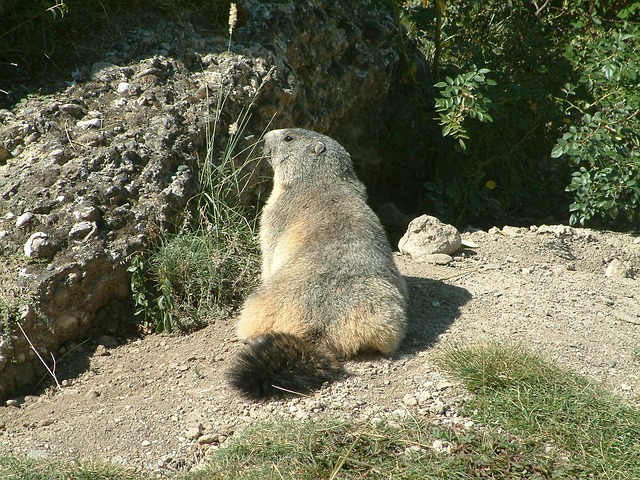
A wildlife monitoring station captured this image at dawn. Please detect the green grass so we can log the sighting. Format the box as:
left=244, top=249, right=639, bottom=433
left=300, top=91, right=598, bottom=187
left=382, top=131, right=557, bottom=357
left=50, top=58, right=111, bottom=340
left=131, top=228, right=259, bottom=332
left=2, top=344, right=638, bottom=479
left=437, top=343, right=640, bottom=479
left=186, top=417, right=574, bottom=480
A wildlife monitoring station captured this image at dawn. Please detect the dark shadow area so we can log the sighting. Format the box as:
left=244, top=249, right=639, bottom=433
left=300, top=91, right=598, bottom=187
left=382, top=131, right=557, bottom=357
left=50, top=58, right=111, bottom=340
left=398, top=275, right=472, bottom=355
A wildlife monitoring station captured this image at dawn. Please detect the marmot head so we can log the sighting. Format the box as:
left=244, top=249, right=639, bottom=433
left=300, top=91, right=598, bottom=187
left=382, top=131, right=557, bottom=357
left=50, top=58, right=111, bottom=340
left=263, top=128, right=358, bottom=187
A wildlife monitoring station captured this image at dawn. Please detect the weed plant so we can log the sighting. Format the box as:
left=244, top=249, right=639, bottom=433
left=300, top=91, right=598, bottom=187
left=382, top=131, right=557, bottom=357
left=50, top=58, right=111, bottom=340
left=129, top=3, right=266, bottom=332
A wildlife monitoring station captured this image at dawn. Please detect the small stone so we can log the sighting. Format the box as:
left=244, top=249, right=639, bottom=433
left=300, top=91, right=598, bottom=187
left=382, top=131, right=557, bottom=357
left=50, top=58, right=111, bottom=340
left=74, top=206, right=102, bottom=222
left=116, top=82, right=132, bottom=94
left=501, top=226, right=523, bottom=236
left=488, top=226, right=501, bottom=234
left=536, top=224, right=574, bottom=237
left=197, top=434, right=219, bottom=445
left=24, top=231, right=56, bottom=258
left=15, top=211, right=35, bottom=228
left=6, top=399, right=20, bottom=408
left=402, top=394, right=418, bottom=406
left=69, top=221, right=96, bottom=240
left=60, top=103, right=86, bottom=119
left=185, top=425, right=203, bottom=440
left=49, top=148, right=66, bottom=164
left=431, top=439, right=452, bottom=454
left=435, top=381, right=454, bottom=391
left=605, top=259, right=633, bottom=279
left=77, top=118, right=102, bottom=129
left=141, top=440, right=151, bottom=447
left=90, top=62, right=120, bottom=82
left=95, top=345, right=110, bottom=357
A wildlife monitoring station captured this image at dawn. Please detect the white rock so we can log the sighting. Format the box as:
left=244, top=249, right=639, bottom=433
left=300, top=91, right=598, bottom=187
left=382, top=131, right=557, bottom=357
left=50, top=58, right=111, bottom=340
left=15, top=212, right=35, bottom=228
left=402, top=394, right=418, bottom=407
left=399, top=215, right=461, bottom=259
left=24, top=232, right=50, bottom=258
left=77, top=118, right=102, bottom=129
left=605, top=259, right=633, bottom=279
left=536, top=224, right=574, bottom=237
left=116, top=82, right=131, bottom=94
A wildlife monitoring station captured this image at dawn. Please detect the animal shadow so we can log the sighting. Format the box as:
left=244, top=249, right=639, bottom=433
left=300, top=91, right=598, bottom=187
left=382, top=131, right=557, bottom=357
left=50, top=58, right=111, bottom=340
left=399, top=275, right=472, bottom=355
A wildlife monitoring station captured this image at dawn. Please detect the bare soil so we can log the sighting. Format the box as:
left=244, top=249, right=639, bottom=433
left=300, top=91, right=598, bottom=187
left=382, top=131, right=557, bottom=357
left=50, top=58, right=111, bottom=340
left=0, top=225, right=638, bottom=476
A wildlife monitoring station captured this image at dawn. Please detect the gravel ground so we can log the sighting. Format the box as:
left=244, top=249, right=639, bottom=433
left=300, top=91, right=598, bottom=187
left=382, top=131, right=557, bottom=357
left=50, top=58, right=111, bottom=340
left=0, top=224, right=638, bottom=476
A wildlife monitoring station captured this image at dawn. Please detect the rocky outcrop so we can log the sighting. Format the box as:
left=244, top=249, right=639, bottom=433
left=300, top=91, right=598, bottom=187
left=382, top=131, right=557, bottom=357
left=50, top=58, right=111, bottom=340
left=0, top=0, right=407, bottom=400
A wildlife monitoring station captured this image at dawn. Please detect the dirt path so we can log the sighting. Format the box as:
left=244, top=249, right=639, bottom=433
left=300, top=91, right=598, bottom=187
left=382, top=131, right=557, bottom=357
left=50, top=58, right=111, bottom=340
left=0, top=225, right=638, bottom=475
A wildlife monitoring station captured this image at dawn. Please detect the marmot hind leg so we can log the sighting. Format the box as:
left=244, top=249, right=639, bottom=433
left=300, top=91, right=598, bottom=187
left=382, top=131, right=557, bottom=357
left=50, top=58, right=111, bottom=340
left=235, top=289, right=306, bottom=341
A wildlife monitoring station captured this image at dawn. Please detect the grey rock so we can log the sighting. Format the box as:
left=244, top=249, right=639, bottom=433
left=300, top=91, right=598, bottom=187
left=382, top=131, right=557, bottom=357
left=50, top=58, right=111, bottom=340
left=60, top=103, right=86, bottom=119
left=77, top=118, right=103, bottom=129
left=69, top=221, right=97, bottom=240
left=90, top=62, right=120, bottom=83
left=399, top=215, right=461, bottom=258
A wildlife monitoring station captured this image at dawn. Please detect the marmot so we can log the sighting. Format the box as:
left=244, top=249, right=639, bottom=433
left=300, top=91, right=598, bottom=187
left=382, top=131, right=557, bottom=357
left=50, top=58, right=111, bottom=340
left=227, top=128, right=407, bottom=400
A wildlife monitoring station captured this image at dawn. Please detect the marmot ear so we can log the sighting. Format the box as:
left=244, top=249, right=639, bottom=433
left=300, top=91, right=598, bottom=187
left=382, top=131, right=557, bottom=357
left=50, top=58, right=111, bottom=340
left=312, top=141, right=326, bottom=155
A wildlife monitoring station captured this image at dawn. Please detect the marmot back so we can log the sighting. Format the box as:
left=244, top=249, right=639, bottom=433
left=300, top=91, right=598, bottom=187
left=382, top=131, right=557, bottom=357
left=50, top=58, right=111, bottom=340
left=227, top=128, right=407, bottom=400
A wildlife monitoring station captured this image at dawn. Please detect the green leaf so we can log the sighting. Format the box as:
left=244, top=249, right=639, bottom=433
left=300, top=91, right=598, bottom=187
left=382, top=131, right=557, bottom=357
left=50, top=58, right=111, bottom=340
left=551, top=144, right=565, bottom=158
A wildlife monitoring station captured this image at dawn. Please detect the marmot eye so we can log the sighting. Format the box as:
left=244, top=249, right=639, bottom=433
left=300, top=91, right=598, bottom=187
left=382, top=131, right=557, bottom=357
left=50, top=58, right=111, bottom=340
left=284, top=135, right=294, bottom=142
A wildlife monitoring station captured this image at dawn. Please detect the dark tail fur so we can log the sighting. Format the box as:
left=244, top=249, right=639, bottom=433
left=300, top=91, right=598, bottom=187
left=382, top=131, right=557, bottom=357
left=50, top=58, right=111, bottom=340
left=227, top=332, right=342, bottom=400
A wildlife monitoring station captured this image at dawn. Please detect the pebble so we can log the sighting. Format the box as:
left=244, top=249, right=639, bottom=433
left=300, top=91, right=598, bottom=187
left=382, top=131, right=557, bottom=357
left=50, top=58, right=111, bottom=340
left=95, top=345, right=110, bottom=357
left=77, top=118, right=103, bottom=129
left=197, top=434, right=218, bottom=445
left=15, top=211, right=35, bottom=228
left=431, top=439, right=453, bottom=454
left=605, top=259, right=633, bottom=279
left=402, top=394, right=418, bottom=406
left=185, top=425, right=202, bottom=440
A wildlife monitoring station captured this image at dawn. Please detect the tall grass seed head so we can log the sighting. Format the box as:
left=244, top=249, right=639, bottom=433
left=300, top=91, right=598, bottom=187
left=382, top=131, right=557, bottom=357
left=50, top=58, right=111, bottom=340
left=228, top=3, right=238, bottom=37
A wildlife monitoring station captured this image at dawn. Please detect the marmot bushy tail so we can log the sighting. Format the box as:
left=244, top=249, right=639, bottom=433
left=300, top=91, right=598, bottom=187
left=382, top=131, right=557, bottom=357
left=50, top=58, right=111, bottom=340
left=227, top=128, right=407, bottom=400
left=228, top=333, right=342, bottom=399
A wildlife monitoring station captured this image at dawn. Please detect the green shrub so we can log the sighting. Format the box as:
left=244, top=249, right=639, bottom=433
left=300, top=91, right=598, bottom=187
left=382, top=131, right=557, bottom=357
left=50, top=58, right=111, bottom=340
left=553, top=21, right=640, bottom=226
left=401, top=0, right=640, bottom=228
